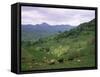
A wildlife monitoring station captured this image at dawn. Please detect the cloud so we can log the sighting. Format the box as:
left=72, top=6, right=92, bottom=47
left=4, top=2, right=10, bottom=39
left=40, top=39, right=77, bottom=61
left=21, top=6, right=95, bottom=26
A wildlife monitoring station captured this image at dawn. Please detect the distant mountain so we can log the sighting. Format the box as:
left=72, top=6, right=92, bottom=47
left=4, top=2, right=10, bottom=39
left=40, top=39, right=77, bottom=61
left=22, top=23, right=75, bottom=41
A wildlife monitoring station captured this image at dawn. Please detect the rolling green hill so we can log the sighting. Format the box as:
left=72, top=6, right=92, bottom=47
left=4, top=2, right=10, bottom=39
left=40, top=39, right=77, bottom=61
left=21, top=19, right=96, bottom=71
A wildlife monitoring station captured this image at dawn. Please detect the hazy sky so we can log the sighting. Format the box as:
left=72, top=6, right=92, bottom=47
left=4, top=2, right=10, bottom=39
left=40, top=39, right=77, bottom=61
left=21, top=6, right=95, bottom=26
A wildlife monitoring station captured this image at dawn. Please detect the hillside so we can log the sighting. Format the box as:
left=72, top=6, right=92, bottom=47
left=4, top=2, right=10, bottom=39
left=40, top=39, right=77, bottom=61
left=21, top=19, right=96, bottom=71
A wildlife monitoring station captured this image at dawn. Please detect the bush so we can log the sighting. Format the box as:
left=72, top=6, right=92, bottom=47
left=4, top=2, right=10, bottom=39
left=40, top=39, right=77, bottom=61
left=48, top=59, right=56, bottom=65
left=39, top=47, right=50, bottom=52
left=67, top=51, right=81, bottom=61
left=57, top=58, right=64, bottom=63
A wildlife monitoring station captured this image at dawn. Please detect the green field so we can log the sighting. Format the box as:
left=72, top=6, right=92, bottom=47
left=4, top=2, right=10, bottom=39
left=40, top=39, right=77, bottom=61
left=21, top=19, right=96, bottom=71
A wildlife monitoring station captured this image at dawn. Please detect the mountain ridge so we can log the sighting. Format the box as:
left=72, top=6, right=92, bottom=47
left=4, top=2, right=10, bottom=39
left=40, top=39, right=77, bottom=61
left=22, top=22, right=75, bottom=41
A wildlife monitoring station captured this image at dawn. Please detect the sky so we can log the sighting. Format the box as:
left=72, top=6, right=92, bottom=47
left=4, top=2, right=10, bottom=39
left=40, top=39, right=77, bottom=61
left=21, top=6, right=95, bottom=26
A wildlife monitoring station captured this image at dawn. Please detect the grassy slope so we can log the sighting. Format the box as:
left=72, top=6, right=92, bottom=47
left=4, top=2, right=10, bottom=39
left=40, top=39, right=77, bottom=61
left=21, top=19, right=96, bottom=71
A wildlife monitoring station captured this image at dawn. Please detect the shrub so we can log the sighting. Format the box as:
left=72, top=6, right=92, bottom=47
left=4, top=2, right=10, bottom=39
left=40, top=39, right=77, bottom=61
left=67, top=51, right=81, bottom=61
left=57, top=58, right=64, bottom=63
left=48, top=59, right=56, bottom=65
left=38, top=47, right=50, bottom=52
